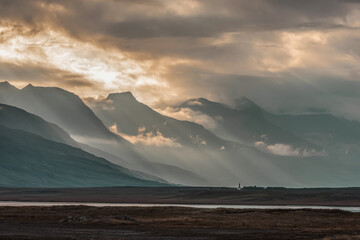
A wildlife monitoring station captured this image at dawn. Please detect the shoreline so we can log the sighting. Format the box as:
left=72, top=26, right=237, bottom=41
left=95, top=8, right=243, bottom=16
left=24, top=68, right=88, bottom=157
left=1, top=187, right=359, bottom=207
left=1, top=200, right=360, bottom=209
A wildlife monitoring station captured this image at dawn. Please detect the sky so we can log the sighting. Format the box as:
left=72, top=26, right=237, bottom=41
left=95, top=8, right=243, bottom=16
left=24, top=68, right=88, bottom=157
left=1, top=0, right=360, bottom=120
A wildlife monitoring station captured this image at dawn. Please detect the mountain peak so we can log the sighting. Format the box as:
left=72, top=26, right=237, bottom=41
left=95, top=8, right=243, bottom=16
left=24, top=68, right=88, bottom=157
left=197, top=97, right=210, bottom=103
left=22, top=83, right=34, bottom=90
left=0, top=81, right=17, bottom=89
left=183, top=97, right=228, bottom=108
left=0, top=82, right=20, bottom=98
left=106, top=92, right=138, bottom=102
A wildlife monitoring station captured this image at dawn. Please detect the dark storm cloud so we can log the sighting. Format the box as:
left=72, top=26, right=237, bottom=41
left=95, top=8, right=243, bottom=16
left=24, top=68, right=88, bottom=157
left=0, top=0, right=358, bottom=61
left=1, top=0, right=360, bottom=120
left=0, top=0, right=357, bottom=38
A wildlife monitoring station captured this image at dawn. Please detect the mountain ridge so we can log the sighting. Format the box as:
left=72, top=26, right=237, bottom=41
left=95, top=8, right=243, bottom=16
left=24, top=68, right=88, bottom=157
left=0, top=82, right=124, bottom=141
left=91, top=91, right=236, bottom=149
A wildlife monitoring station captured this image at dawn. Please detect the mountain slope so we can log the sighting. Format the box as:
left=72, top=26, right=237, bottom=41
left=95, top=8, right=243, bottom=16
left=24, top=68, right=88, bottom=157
left=0, top=103, right=134, bottom=166
left=177, top=97, right=319, bottom=151
left=90, top=92, right=234, bottom=149
left=0, top=103, right=75, bottom=145
left=0, top=125, right=164, bottom=187
left=5, top=84, right=119, bottom=140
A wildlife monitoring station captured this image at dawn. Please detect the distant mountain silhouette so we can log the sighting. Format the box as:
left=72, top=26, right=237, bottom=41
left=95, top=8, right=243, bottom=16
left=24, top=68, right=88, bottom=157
left=0, top=125, right=165, bottom=187
left=91, top=92, right=234, bottom=149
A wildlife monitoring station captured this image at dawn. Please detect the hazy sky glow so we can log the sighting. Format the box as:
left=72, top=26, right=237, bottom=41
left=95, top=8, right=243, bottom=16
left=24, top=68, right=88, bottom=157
left=1, top=0, right=360, bottom=118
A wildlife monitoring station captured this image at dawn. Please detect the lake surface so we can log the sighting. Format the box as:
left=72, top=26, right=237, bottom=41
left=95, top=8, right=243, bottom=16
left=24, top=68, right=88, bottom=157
left=0, top=201, right=359, bottom=212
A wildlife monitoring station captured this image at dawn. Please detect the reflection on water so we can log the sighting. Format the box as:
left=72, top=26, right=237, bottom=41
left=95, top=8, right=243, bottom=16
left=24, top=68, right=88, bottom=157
left=0, top=201, right=359, bottom=212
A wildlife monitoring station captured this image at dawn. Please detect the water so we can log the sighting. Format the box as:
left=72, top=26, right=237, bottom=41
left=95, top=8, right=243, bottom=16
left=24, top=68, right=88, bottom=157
left=0, top=201, right=359, bottom=212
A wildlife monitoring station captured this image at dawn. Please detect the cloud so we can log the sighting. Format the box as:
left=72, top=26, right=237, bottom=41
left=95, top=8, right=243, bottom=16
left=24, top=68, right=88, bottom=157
left=2, top=0, right=355, bottom=39
left=72, top=135, right=118, bottom=146
left=156, top=106, right=218, bottom=129
left=186, top=100, right=203, bottom=106
left=84, top=97, right=115, bottom=111
left=161, top=64, right=360, bottom=121
left=110, top=124, right=181, bottom=147
left=1, top=0, right=360, bottom=119
left=190, top=135, right=207, bottom=146
left=255, top=141, right=326, bottom=157
left=0, top=23, right=164, bottom=100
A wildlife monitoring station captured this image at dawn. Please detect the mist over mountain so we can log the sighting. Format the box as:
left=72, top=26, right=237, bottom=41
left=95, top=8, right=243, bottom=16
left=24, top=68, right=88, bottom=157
left=140, top=96, right=359, bottom=186
left=89, top=91, right=234, bottom=149
left=173, top=96, right=360, bottom=162
left=0, top=82, right=150, bottom=170
left=1, top=81, right=360, bottom=187
left=86, top=90, right=360, bottom=187
left=0, top=92, right=209, bottom=186
left=177, top=97, right=319, bottom=152
left=262, top=111, right=360, bottom=165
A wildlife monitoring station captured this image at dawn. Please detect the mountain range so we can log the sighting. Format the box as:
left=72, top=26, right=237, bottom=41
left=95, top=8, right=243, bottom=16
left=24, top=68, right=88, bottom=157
left=0, top=84, right=209, bottom=186
left=0, top=82, right=151, bottom=171
left=177, top=97, right=319, bottom=151
left=90, top=92, right=235, bottom=149
left=175, top=97, right=360, bottom=159
left=0, top=81, right=360, bottom=187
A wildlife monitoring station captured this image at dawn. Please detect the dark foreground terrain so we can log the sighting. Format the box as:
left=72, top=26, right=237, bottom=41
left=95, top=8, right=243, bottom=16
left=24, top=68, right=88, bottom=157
left=0, top=187, right=360, bottom=206
left=0, top=206, right=359, bottom=239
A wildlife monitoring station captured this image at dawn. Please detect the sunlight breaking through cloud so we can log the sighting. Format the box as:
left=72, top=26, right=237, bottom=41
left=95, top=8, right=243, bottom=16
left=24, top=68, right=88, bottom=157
left=1, top=0, right=360, bottom=120
left=0, top=24, right=164, bottom=96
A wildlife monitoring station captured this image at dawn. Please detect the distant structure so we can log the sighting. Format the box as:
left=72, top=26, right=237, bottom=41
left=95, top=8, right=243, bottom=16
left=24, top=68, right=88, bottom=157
left=237, top=182, right=242, bottom=191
